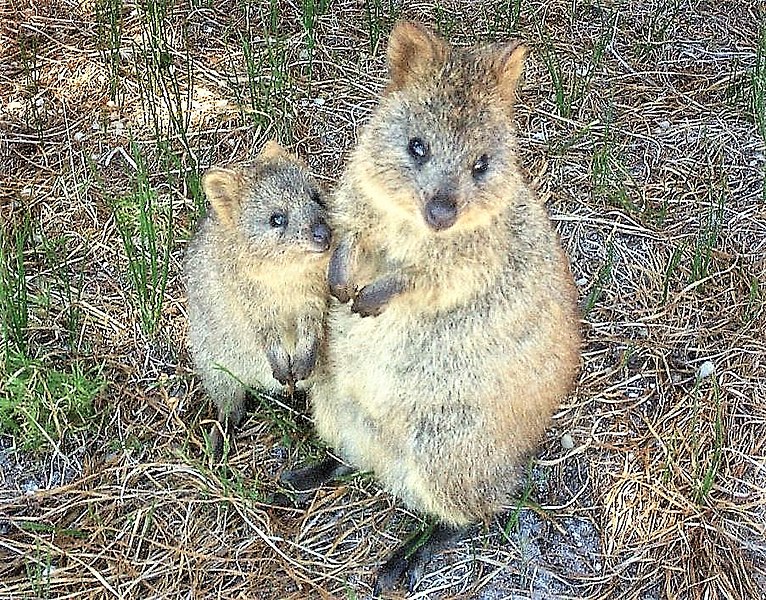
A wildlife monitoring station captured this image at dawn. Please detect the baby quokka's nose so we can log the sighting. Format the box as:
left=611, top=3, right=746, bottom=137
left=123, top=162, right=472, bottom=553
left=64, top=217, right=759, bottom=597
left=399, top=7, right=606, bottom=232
left=311, top=221, right=331, bottom=252
left=424, top=193, right=458, bottom=231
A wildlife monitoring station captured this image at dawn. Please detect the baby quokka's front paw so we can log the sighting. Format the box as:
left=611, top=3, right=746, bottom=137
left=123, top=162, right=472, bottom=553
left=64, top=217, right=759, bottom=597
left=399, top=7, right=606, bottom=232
left=292, top=334, right=320, bottom=382
left=328, top=242, right=355, bottom=304
left=266, top=346, right=295, bottom=390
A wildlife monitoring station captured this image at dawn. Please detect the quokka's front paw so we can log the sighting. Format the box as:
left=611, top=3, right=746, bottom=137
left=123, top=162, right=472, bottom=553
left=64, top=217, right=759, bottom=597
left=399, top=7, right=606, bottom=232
left=351, top=285, right=388, bottom=317
left=351, top=277, right=405, bottom=317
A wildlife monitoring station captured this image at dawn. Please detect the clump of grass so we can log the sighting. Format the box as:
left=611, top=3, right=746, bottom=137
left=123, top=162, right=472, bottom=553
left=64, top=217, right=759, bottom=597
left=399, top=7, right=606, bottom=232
left=503, top=462, right=536, bottom=536
left=229, top=2, right=293, bottom=142
left=110, top=142, right=174, bottom=335
left=0, top=215, right=31, bottom=358
left=659, top=366, right=726, bottom=508
left=660, top=186, right=724, bottom=304
left=134, top=0, right=194, bottom=154
left=536, top=14, right=612, bottom=119
left=95, top=0, right=124, bottom=102
left=693, top=375, right=724, bottom=504
left=753, top=17, right=766, bottom=204
left=752, top=17, right=766, bottom=142
left=0, top=353, right=105, bottom=452
left=634, top=0, right=681, bottom=61
left=743, top=275, right=763, bottom=323
left=36, top=230, right=87, bottom=349
left=485, top=0, right=522, bottom=37
left=25, top=540, right=53, bottom=599
left=301, top=0, right=328, bottom=53
left=689, top=181, right=725, bottom=285
left=591, top=117, right=637, bottom=214
left=238, top=30, right=290, bottom=132
left=661, top=243, right=686, bottom=305
left=583, top=242, right=614, bottom=316
left=17, top=31, right=44, bottom=136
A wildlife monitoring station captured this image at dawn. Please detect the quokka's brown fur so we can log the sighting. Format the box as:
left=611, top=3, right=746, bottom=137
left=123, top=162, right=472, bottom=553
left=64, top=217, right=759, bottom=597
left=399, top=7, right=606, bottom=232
left=312, top=22, right=581, bottom=527
left=184, top=141, right=331, bottom=453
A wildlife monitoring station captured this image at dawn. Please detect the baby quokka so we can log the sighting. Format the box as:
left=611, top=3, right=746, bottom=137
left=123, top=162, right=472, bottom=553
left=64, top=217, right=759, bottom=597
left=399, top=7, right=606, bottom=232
left=281, top=22, right=582, bottom=593
left=184, top=141, right=331, bottom=459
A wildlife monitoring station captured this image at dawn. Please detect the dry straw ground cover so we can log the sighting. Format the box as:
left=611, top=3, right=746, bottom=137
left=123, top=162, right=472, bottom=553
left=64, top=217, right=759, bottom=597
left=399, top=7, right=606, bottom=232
left=1, top=0, right=765, bottom=598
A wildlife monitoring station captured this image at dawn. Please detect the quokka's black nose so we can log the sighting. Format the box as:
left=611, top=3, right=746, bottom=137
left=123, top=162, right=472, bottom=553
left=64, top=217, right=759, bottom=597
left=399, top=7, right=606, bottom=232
left=311, top=221, right=331, bottom=251
left=424, top=196, right=458, bottom=231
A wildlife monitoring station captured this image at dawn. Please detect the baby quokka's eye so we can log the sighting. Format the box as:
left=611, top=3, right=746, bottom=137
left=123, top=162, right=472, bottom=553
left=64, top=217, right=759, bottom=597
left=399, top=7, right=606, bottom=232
left=408, top=137, right=430, bottom=164
left=472, top=154, right=490, bottom=179
left=269, top=212, right=288, bottom=228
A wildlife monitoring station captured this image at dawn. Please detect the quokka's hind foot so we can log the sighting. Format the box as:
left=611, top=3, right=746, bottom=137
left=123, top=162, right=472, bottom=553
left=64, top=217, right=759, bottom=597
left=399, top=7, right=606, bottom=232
left=279, top=455, right=356, bottom=505
left=373, top=523, right=466, bottom=597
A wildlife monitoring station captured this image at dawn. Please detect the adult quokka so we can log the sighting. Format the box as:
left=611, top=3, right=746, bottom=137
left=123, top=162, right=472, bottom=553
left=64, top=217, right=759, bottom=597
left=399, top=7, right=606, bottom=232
left=283, top=22, right=581, bottom=593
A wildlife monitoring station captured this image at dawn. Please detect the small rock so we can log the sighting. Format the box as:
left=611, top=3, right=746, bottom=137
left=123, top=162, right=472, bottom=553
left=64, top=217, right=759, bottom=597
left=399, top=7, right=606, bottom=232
left=561, top=433, right=575, bottom=450
left=697, top=360, right=715, bottom=380
left=22, top=481, right=39, bottom=495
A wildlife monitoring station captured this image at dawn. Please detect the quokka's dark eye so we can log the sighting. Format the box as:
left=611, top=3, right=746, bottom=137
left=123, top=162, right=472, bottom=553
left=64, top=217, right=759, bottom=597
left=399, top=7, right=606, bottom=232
left=408, top=137, right=430, bottom=163
left=472, top=154, right=490, bottom=178
left=269, top=212, right=288, bottom=228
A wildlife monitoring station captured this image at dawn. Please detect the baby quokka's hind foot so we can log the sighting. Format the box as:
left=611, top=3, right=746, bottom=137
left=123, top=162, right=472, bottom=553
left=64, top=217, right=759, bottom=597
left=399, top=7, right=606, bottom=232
left=373, top=523, right=466, bottom=597
left=208, top=398, right=245, bottom=462
left=279, top=455, right=356, bottom=505
left=208, top=418, right=234, bottom=463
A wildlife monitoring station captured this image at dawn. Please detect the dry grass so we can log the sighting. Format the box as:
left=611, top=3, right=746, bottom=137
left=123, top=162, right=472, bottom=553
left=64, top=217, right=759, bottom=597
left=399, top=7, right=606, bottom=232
left=2, top=1, right=765, bottom=599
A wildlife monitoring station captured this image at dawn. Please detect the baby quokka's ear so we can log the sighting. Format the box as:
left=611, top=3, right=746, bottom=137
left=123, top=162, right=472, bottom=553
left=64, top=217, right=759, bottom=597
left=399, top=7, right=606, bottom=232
left=491, top=41, right=528, bottom=106
left=385, top=21, right=449, bottom=93
left=202, top=167, right=242, bottom=227
left=258, top=139, right=289, bottom=160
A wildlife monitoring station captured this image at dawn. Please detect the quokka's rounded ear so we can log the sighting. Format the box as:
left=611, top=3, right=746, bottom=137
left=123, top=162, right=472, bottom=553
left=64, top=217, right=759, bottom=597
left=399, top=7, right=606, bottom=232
left=202, top=167, right=242, bottom=226
left=259, top=140, right=289, bottom=160
left=493, top=41, right=528, bottom=103
left=385, top=21, right=449, bottom=94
